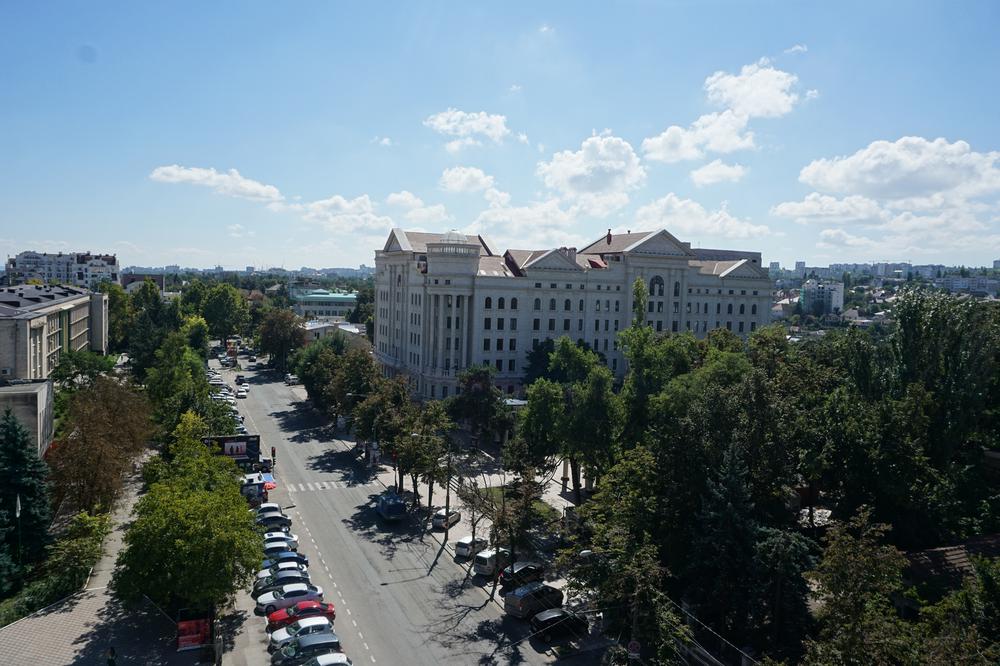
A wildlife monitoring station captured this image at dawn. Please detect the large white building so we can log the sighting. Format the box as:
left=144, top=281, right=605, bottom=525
left=374, top=228, right=772, bottom=399
left=801, top=279, right=845, bottom=315
left=5, top=251, right=119, bottom=288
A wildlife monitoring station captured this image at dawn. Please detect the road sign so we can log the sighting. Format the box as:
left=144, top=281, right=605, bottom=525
left=627, top=640, right=641, bottom=658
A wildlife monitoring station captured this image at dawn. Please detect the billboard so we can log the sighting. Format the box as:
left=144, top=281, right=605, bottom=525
left=202, top=434, right=261, bottom=462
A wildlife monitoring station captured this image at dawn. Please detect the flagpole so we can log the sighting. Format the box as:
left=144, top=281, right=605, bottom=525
left=15, top=494, right=21, bottom=566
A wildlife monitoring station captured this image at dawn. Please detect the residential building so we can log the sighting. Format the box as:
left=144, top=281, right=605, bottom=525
left=0, top=380, right=54, bottom=456
left=0, top=284, right=109, bottom=380
left=994, top=260, right=1000, bottom=270
left=290, top=288, right=357, bottom=319
left=801, top=279, right=845, bottom=315
left=794, top=261, right=806, bottom=278
left=5, top=251, right=119, bottom=288
left=374, top=228, right=771, bottom=399
left=121, top=273, right=165, bottom=292
left=303, top=320, right=370, bottom=351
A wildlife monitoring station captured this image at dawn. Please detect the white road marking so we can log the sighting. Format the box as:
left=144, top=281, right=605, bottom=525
left=306, top=482, right=316, bottom=491
left=352, top=620, right=358, bottom=628
left=370, top=656, right=376, bottom=663
left=364, top=642, right=370, bottom=651
left=346, top=608, right=352, bottom=615
left=358, top=631, right=363, bottom=639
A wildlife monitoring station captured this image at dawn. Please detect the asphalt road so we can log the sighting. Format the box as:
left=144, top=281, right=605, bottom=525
left=230, top=361, right=563, bottom=666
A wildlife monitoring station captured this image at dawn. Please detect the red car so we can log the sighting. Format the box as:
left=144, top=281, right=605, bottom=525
left=266, top=601, right=336, bottom=632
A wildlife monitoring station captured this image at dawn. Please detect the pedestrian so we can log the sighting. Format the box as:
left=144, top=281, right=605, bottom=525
left=106, top=646, right=117, bottom=666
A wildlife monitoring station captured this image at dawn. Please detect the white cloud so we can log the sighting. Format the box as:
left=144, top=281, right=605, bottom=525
left=799, top=136, right=1000, bottom=203
left=539, top=24, right=554, bottom=34
left=468, top=198, right=584, bottom=249
left=227, top=223, right=256, bottom=238
left=704, top=58, right=801, bottom=118
left=517, top=132, right=530, bottom=144
left=445, top=137, right=482, bottom=153
left=150, top=165, right=283, bottom=202
left=643, top=110, right=754, bottom=163
left=690, top=159, right=747, bottom=186
left=536, top=133, right=646, bottom=216
left=484, top=188, right=511, bottom=207
left=771, top=193, right=887, bottom=225
left=385, top=190, right=451, bottom=224
left=784, top=44, right=808, bottom=55
left=806, top=89, right=819, bottom=100
left=636, top=193, right=770, bottom=239
left=371, top=136, right=393, bottom=147
left=509, top=84, right=522, bottom=93
left=297, top=194, right=393, bottom=233
left=439, top=166, right=495, bottom=192
left=818, top=228, right=876, bottom=248
left=424, top=108, right=511, bottom=145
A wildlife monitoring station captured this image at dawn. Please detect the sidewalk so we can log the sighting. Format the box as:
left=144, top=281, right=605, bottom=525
left=0, top=450, right=200, bottom=665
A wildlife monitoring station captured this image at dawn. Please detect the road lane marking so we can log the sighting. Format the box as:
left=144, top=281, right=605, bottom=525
left=352, top=620, right=358, bottom=628
left=358, top=631, right=363, bottom=639
left=306, top=482, right=316, bottom=491
left=346, top=608, right=352, bottom=615
left=364, top=642, right=370, bottom=651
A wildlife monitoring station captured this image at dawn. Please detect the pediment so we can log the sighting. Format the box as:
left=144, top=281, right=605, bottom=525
left=625, top=230, right=693, bottom=257
left=523, top=250, right=584, bottom=272
left=720, top=260, right=767, bottom=279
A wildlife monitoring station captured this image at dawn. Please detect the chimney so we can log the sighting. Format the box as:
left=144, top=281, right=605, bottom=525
left=606, top=228, right=612, bottom=245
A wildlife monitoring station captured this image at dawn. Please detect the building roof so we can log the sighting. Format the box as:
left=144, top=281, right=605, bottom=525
left=384, top=229, right=498, bottom=256
left=579, top=230, right=655, bottom=255
left=0, top=380, right=50, bottom=396
left=292, top=289, right=357, bottom=301
left=906, top=534, right=1000, bottom=597
left=477, top=256, right=516, bottom=277
left=0, top=285, right=91, bottom=318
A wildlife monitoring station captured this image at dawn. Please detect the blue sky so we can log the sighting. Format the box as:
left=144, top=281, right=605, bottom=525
left=2, top=1, right=999, bottom=269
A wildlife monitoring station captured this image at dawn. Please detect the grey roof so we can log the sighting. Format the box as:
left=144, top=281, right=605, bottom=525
left=0, top=285, right=91, bottom=318
left=579, top=231, right=654, bottom=255
left=386, top=229, right=496, bottom=256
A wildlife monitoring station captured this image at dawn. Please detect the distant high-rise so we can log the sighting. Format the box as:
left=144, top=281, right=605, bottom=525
left=5, top=251, right=118, bottom=288
left=769, top=261, right=781, bottom=271
left=993, top=259, right=1000, bottom=270
left=794, top=260, right=806, bottom=278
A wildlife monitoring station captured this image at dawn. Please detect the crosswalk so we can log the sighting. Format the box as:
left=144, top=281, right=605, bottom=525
left=285, top=480, right=374, bottom=493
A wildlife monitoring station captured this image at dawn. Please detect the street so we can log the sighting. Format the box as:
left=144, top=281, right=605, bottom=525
left=221, top=359, right=578, bottom=666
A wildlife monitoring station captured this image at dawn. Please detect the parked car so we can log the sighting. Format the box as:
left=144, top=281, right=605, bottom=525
left=454, top=535, right=488, bottom=559
left=266, top=601, right=336, bottom=633
left=249, top=355, right=257, bottom=362
left=503, top=582, right=564, bottom=619
left=256, top=583, right=324, bottom=615
left=257, top=561, right=309, bottom=581
left=376, top=492, right=407, bottom=521
left=258, top=512, right=293, bottom=530
left=268, top=616, right=333, bottom=652
left=431, top=508, right=461, bottom=529
left=473, top=548, right=511, bottom=577
left=265, top=538, right=298, bottom=553
left=285, top=374, right=300, bottom=385
left=256, top=503, right=283, bottom=516
left=235, top=374, right=246, bottom=384
left=298, top=655, right=351, bottom=666
left=264, top=532, right=300, bottom=547
left=271, top=632, right=341, bottom=666
left=253, top=570, right=312, bottom=599
left=261, top=551, right=309, bottom=571
left=529, top=608, right=589, bottom=642
left=499, top=561, right=545, bottom=589
left=237, top=388, right=248, bottom=399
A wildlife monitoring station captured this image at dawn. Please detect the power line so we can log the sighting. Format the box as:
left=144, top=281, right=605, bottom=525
left=661, top=595, right=759, bottom=665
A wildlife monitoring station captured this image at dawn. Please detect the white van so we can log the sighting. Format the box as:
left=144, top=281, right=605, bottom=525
left=473, top=548, right=511, bottom=577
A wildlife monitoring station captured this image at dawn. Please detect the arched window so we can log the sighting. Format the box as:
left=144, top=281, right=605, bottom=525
left=649, top=275, right=665, bottom=297
left=739, top=304, right=745, bottom=315
left=564, top=299, right=571, bottom=311
left=498, top=297, right=505, bottom=310
left=751, top=304, right=757, bottom=315
left=727, top=303, right=733, bottom=315
left=485, top=297, right=492, bottom=309
left=549, top=298, right=556, bottom=311
left=511, top=298, right=518, bottom=310
left=533, top=298, right=541, bottom=311
left=674, top=281, right=681, bottom=297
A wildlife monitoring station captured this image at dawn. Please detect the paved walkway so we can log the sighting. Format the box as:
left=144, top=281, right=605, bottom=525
left=0, top=452, right=203, bottom=665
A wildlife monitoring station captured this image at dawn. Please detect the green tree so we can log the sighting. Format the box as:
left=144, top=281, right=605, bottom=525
left=97, top=281, right=132, bottom=352
left=258, top=309, right=306, bottom=372
left=563, top=365, right=622, bottom=503
left=547, top=336, right=601, bottom=384
left=202, top=283, right=250, bottom=339
left=50, top=348, right=115, bottom=388
left=181, top=315, right=211, bottom=360
left=447, top=365, right=507, bottom=445
left=515, top=379, right=566, bottom=471
left=326, top=347, right=379, bottom=425
left=0, top=409, right=52, bottom=563
left=522, top=338, right=556, bottom=385
left=180, top=279, right=209, bottom=316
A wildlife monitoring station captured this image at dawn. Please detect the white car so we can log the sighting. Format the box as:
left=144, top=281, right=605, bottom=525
left=454, top=535, right=488, bottom=558
left=432, top=508, right=461, bottom=529
left=236, top=389, right=248, bottom=399
left=256, top=503, right=282, bottom=515
left=256, top=583, right=324, bottom=615
left=268, top=616, right=334, bottom=652
left=265, top=537, right=297, bottom=552
left=257, top=561, right=309, bottom=581
left=264, top=532, right=299, bottom=547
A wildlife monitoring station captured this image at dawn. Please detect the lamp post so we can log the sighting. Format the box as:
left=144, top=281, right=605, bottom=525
left=412, top=430, right=453, bottom=539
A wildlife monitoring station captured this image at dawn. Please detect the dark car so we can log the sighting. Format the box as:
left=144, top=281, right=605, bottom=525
left=262, top=551, right=309, bottom=570
left=271, top=632, right=342, bottom=666
left=258, top=511, right=293, bottom=530
left=253, top=570, right=312, bottom=599
left=503, top=582, right=564, bottom=619
left=529, top=608, right=589, bottom=642
left=499, top=561, right=545, bottom=589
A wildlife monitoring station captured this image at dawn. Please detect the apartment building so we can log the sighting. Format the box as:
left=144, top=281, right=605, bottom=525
left=374, top=228, right=771, bottom=399
left=0, top=285, right=109, bottom=380
left=290, top=288, right=358, bottom=319
left=801, top=279, right=845, bottom=315
left=5, top=251, right=119, bottom=288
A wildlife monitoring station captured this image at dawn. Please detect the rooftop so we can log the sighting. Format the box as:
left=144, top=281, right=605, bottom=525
left=0, top=285, right=92, bottom=318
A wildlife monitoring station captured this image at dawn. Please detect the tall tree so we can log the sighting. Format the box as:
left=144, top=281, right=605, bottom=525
left=258, top=309, right=306, bottom=372
left=0, top=409, right=52, bottom=563
left=50, top=348, right=115, bottom=388
left=447, top=365, right=507, bottom=446
left=97, top=281, right=132, bottom=352
left=563, top=365, right=622, bottom=496
left=202, top=283, right=250, bottom=339
left=516, top=379, right=566, bottom=471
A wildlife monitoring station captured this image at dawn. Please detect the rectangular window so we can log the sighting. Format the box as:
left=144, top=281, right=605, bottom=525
left=594, top=319, right=600, bottom=332
left=614, top=320, right=619, bottom=331
left=563, top=319, right=570, bottom=331
left=495, top=359, right=503, bottom=371
left=535, top=282, right=542, bottom=288
left=496, top=338, right=504, bottom=351
left=612, top=358, right=618, bottom=371
left=483, top=338, right=490, bottom=351
left=532, top=318, right=541, bottom=331
left=508, top=359, right=516, bottom=372
left=603, top=339, right=609, bottom=351
left=673, top=302, right=679, bottom=314
left=739, top=321, right=745, bottom=333
left=750, top=321, right=757, bottom=332
left=604, top=319, right=609, bottom=332
left=509, top=339, right=516, bottom=351
left=484, top=318, right=491, bottom=330
left=442, top=386, right=449, bottom=398
left=657, top=302, right=664, bottom=313
left=578, top=319, right=583, bottom=331
left=510, top=318, right=517, bottom=330
left=596, top=301, right=601, bottom=312
left=532, top=338, right=539, bottom=349
left=656, top=321, right=663, bottom=332
left=548, top=319, right=555, bottom=331
left=615, top=301, right=620, bottom=312
left=445, top=338, right=451, bottom=350
left=648, top=302, right=654, bottom=313
left=672, top=321, right=679, bottom=332
left=497, top=318, right=505, bottom=330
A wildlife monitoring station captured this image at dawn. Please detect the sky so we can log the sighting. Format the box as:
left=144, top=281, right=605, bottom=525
left=2, top=1, right=1000, bottom=270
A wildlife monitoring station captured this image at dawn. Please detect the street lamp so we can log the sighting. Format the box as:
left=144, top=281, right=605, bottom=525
left=412, top=430, right=453, bottom=539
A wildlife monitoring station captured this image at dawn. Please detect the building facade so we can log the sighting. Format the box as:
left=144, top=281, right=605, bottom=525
left=291, top=288, right=358, bottom=319
left=0, top=285, right=109, bottom=380
left=0, top=380, right=54, bottom=456
left=801, top=279, right=845, bottom=315
left=374, top=228, right=772, bottom=399
left=5, top=251, right=119, bottom=288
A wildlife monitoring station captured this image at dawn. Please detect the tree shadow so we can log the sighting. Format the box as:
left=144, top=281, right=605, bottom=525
left=268, top=405, right=334, bottom=443
left=339, top=497, right=426, bottom=562
left=305, top=448, right=377, bottom=486
left=69, top=594, right=195, bottom=665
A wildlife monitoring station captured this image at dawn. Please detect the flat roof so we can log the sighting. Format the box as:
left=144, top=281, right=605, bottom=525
left=0, top=285, right=91, bottom=318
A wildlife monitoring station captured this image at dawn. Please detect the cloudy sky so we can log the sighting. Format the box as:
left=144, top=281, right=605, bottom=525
left=2, top=2, right=999, bottom=269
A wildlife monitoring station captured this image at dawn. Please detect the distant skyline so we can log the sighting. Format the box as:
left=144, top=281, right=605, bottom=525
left=2, top=2, right=1000, bottom=269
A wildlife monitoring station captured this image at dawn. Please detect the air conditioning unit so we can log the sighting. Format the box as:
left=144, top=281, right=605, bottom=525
left=0, top=368, right=11, bottom=376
